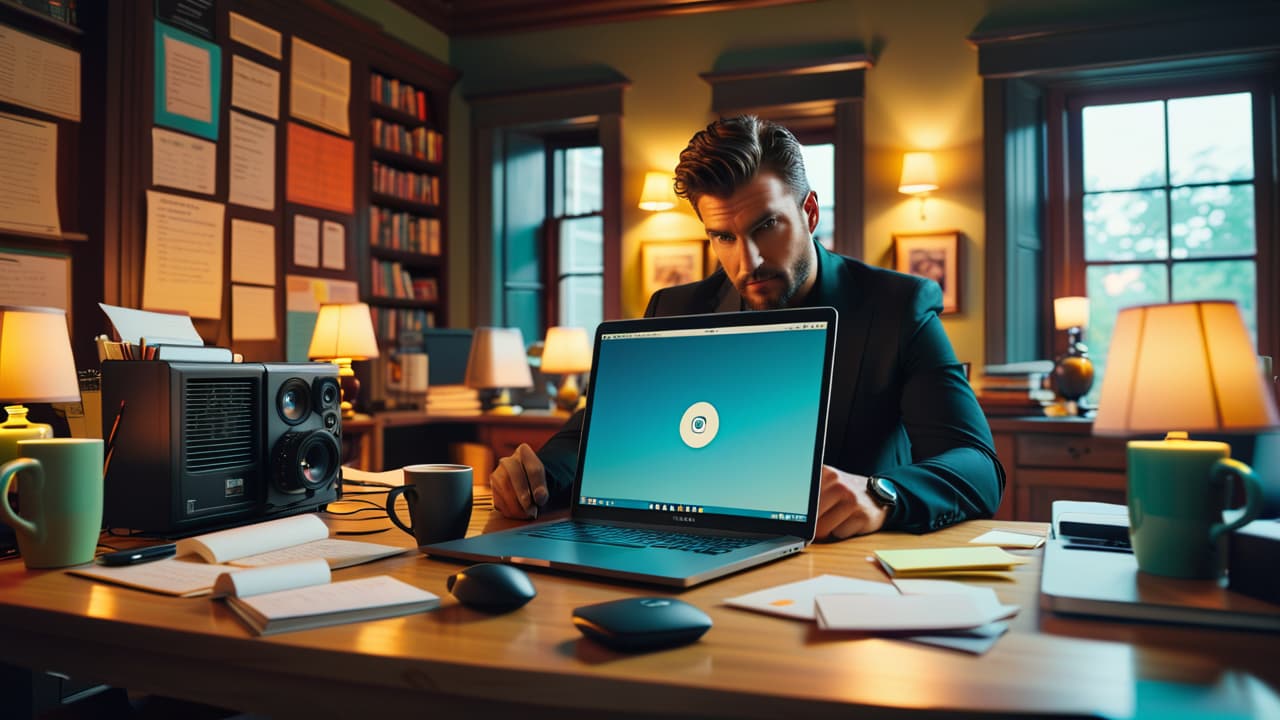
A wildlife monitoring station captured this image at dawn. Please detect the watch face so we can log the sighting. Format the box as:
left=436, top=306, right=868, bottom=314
left=870, top=477, right=897, bottom=506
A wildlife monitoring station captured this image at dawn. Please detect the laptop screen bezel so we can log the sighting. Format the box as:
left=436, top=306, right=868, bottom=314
left=566, top=307, right=837, bottom=540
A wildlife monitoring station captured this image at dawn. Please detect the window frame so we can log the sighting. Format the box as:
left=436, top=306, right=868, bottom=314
left=544, top=133, right=604, bottom=332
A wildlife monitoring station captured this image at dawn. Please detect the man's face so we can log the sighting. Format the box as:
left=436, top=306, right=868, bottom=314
left=696, top=171, right=819, bottom=310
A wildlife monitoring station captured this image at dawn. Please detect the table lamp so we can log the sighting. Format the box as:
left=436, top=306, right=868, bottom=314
left=1052, top=296, right=1094, bottom=416
left=0, top=306, right=81, bottom=464
left=465, top=327, right=533, bottom=415
left=307, top=302, right=380, bottom=418
left=1093, top=300, right=1279, bottom=577
left=540, top=326, right=591, bottom=414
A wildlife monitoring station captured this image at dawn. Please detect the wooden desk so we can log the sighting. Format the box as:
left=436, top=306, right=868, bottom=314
left=1, top=515, right=1277, bottom=718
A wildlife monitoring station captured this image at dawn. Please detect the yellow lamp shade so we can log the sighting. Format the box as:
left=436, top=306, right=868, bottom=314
left=1093, top=301, right=1280, bottom=436
left=0, top=305, right=80, bottom=404
left=307, top=303, right=380, bottom=362
left=1054, top=296, right=1090, bottom=330
left=465, top=327, right=533, bottom=390
left=639, top=171, right=678, bottom=211
left=540, top=327, right=592, bottom=375
left=898, top=152, right=939, bottom=195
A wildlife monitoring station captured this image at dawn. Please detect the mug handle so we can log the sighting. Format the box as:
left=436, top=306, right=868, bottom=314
left=1208, top=457, right=1263, bottom=543
left=0, top=458, right=42, bottom=541
left=385, top=485, right=417, bottom=537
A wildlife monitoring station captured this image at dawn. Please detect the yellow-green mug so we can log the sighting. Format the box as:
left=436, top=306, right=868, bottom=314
left=1127, top=439, right=1263, bottom=579
left=0, top=438, right=104, bottom=569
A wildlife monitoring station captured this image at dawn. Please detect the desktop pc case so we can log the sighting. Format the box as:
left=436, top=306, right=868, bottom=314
left=101, top=361, right=342, bottom=535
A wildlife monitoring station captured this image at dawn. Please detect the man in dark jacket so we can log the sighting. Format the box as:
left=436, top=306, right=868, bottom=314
left=489, top=115, right=1004, bottom=539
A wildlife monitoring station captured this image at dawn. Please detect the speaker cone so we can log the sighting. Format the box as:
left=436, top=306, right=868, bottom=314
left=276, top=378, right=312, bottom=425
left=273, top=430, right=340, bottom=493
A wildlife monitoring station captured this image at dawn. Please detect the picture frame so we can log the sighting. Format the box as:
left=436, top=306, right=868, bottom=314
left=641, top=240, right=705, bottom=300
left=893, top=230, right=961, bottom=314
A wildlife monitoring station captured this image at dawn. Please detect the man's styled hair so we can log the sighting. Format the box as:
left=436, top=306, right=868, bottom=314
left=673, top=115, right=810, bottom=217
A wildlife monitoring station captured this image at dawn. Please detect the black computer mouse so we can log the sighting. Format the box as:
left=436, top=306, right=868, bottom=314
left=572, top=597, right=712, bottom=652
left=446, top=563, right=537, bottom=612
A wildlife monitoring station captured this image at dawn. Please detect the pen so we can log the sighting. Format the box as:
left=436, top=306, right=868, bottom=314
left=103, top=400, right=125, bottom=476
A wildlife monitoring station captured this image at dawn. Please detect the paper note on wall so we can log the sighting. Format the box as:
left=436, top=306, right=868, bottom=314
left=152, top=127, right=216, bottom=195
left=228, top=110, right=275, bottom=210
left=0, top=26, right=80, bottom=121
left=322, top=220, right=345, bottom=270
left=0, top=250, right=68, bottom=310
left=228, top=12, right=281, bottom=59
left=231, top=54, right=280, bottom=120
left=142, top=190, right=225, bottom=319
left=289, top=37, right=349, bottom=136
left=230, top=218, right=276, bottom=286
left=285, top=122, right=353, bottom=213
left=293, top=214, right=320, bottom=268
left=232, top=284, right=276, bottom=340
left=0, top=112, right=61, bottom=237
left=154, top=22, right=221, bottom=141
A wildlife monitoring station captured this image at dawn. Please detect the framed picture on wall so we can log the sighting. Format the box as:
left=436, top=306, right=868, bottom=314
left=893, top=230, right=961, bottom=314
left=641, top=240, right=705, bottom=301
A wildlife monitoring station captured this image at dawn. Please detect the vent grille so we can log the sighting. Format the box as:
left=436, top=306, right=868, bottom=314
left=183, top=378, right=257, bottom=472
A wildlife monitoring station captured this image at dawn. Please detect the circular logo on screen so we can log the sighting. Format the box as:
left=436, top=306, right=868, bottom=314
left=679, top=402, right=720, bottom=449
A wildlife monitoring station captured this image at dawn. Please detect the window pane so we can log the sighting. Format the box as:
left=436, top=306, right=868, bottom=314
left=564, top=146, right=603, bottom=215
left=1170, top=185, right=1255, bottom=259
left=1083, top=190, right=1168, bottom=261
left=1084, top=263, right=1169, bottom=406
left=559, top=275, right=602, bottom=340
left=801, top=143, right=834, bottom=249
left=504, top=289, right=542, bottom=351
left=1082, top=101, right=1165, bottom=191
left=1168, top=92, right=1253, bottom=185
left=1173, top=260, right=1257, bottom=342
left=559, top=215, right=603, bottom=274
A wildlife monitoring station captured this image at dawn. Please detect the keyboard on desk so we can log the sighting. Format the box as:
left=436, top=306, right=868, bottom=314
left=521, top=522, right=761, bottom=555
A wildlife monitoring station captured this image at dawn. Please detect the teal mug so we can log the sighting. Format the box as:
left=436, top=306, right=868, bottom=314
left=1127, top=438, right=1263, bottom=579
left=0, top=438, right=104, bottom=569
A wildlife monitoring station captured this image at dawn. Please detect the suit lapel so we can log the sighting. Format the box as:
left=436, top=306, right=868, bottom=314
left=808, top=244, right=869, bottom=454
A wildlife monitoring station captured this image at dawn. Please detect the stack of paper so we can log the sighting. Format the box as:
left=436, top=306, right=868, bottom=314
left=873, top=546, right=1029, bottom=577
left=426, top=384, right=481, bottom=415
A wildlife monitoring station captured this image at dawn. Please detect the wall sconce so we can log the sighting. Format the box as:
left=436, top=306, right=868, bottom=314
left=898, top=151, right=939, bottom=221
left=307, top=302, right=380, bottom=418
left=638, top=171, right=678, bottom=212
left=540, top=326, right=591, bottom=415
left=1052, top=296, right=1093, bottom=416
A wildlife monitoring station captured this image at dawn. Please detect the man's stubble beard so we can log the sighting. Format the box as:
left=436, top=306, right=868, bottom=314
left=740, top=249, right=813, bottom=311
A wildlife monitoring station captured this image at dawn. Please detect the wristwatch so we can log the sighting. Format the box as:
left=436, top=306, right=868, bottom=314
left=866, top=476, right=898, bottom=509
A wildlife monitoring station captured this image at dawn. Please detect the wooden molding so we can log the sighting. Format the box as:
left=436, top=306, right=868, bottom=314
left=392, top=0, right=816, bottom=36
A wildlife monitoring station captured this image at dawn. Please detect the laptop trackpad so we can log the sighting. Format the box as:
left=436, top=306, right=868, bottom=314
left=510, top=535, right=645, bottom=565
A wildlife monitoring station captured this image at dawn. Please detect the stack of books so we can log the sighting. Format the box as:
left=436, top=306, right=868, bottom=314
left=426, top=384, right=481, bottom=416
left=976, top=361, right=1056, bottom=416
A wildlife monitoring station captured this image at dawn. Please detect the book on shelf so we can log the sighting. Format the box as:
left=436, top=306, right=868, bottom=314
left=214, top=558, right=439, bottom=636
left=979, top=373, right=1049, bottom=392
left=67, top=514, right=406, bottom=596
left=983, top=360, right=1055, bottom=376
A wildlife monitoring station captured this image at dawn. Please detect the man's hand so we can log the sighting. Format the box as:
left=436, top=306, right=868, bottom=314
left=489, top=443, right=549, bottom=520
left=815, top=465, right=888, bottom=541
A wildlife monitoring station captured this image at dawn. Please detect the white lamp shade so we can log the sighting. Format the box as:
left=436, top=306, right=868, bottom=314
left=1054, top=296, right=1090, bottom=330
left=638, top=171, right=678, bottom=211
left=1093, top=301, right=1280, bottom=436
left=540, top=326, right=592, bottom=374
left=0, top=305, right=80, bottom=403
left=307, top=303, right=380, bottom=361
left=465, top=327, right=533, bottom=390
left=898, top=152, right=939, bottom=195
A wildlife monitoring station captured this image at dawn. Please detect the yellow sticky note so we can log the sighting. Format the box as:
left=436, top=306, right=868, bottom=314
left=873, top=546, right=1030, bottom=577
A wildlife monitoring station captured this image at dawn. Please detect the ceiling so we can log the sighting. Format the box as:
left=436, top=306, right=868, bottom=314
left=392, top=0, right=815, bottom=36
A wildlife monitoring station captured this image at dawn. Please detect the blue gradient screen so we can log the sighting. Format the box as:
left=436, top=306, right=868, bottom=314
left=578, top=322, right=828, bottom=519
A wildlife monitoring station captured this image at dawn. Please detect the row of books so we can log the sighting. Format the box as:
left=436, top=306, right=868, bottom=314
left=370, top=259, right=438, bottom=301
left=370, top=207, right=441, bottom=255
left=370, top=306, right=435, bottom=347
left=370, top=72, right=431, bottom=123
left=975, top=360, right=1057, bottom=416
left=371, top=119, right=444, bottom=163
left=425, top=385, right=482, bottom=416
left=372, top=162, right=441, bottom=206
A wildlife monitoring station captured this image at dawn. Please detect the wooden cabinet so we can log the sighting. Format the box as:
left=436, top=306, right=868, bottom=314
left=353, top=410, right=566, bottom=472
left=988, top=417, right=1129, bottom=522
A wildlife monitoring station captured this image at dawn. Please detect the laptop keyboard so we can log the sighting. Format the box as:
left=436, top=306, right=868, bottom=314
left=523, top=522, right=761, bottom=555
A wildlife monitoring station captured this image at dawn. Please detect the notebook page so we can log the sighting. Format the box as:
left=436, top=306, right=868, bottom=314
left=212, top=559, right=330, bottom=597
left=234, top=575, right=437, bottom=621
left=177, top=514, right=329, bottom=564
left=227, top=538, right=405, bottom=569
left=68, top=557, right=229, bottom=597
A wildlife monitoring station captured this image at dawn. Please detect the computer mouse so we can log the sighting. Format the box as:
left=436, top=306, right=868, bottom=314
left=446, top=563, right=537, bottom=612
left=572, top=597, right=712, bottom=652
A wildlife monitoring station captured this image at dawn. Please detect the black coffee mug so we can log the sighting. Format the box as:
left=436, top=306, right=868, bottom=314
left=386, top=463, right=473, bottom=546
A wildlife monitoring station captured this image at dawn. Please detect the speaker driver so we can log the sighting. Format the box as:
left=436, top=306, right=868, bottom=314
left=314, top=376, right=340, bottom=411
left=276, top=378, right=312, bottom=425
left=273, top=430, right=340, bottom=493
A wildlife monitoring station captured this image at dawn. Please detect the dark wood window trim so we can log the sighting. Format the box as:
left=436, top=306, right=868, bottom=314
left=468, top=79, right=627, bottom=327
left=700, top=55, right=871, bottom=259
left=972, top=5, right=1280, bottom=365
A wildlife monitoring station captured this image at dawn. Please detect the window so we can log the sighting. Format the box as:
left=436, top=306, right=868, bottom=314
left=548, top=145, right=604, bottom=340
left=1071, top=89, right=1260, bottom=405
left=800, top=142, right=835, bottom=250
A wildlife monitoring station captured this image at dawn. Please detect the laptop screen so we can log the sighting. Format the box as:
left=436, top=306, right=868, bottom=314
left=574, top=310, right=834, bottom=532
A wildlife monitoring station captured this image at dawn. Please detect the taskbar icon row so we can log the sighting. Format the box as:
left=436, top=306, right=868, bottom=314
left=650, top=503, right=704, bottom=514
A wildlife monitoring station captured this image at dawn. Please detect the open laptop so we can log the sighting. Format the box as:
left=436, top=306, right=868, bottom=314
left=424, top=307, right=838, bottom=587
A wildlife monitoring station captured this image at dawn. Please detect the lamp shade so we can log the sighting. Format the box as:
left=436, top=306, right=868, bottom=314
left=1054, top=296, right=1090, bottom=330
left=0, top=305, right=80, bottom=403
left=1093, top=301, right=1280, bottom=436
left=307, top=303, right=380, bottom=361
left=465, top=327, right=533, bottom=390
left=639, top=171, right=678, bottom=211
left=898, top=152, right=939, bottom=195
left=540, top=326, right=592, bottom=374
